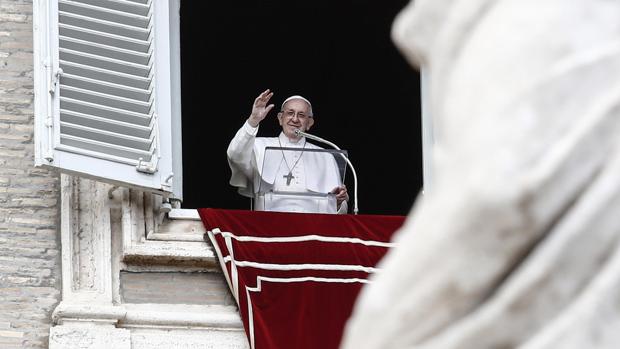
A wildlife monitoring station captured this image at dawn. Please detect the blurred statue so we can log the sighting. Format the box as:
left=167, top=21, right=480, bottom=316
left=342, top=0, right=620, bottom=348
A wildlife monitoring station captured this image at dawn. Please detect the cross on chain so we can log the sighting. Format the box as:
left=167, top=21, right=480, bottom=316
left=278, top=137, right=306, bottom=186
left=283, top=172, right=295, bottom=185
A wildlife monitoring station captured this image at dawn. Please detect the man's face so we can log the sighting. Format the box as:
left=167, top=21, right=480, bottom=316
left=277, top=99, right=314, bottom=139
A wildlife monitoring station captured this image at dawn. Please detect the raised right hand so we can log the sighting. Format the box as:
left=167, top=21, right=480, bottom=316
left=248, top=89, right=275, bottom=127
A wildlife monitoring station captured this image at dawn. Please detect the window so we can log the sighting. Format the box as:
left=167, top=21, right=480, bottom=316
left=179, top=1, right=424, bottom=214
left=35, top=0, right=427, bottom=214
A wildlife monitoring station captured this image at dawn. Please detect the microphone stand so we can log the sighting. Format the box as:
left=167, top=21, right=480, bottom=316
left=295, top=129, right=359, bottom=215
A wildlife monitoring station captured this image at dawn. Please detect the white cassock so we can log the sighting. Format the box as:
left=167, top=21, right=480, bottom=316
left=227, top=121, right=347, bottom=214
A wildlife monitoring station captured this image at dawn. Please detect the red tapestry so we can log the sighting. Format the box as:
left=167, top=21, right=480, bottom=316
left=198, top=208, right=405, bottom=349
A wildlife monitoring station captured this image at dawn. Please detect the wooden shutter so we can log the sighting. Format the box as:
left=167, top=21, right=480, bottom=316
left=34, top=0, right=182, bottom=198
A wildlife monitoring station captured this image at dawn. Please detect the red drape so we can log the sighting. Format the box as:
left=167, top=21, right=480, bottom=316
left=199, top=208, right=405, bottom=349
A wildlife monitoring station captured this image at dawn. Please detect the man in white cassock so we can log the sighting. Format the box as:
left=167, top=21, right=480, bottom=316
left=227, top=89, right=349, bottom=214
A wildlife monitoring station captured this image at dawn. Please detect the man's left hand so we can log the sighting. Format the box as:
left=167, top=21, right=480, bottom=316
left=330, top=185, right=349, bottom=208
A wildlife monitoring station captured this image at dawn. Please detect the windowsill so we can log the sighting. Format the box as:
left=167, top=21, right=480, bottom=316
left=168, top=208, right=201, bottom=220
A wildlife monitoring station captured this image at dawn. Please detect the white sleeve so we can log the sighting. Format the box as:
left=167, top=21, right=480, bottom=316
left=227, top=121, right=259, bottom=194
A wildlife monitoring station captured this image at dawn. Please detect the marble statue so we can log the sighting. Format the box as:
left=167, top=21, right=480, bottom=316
left=342, top=0, right=620, bottom=348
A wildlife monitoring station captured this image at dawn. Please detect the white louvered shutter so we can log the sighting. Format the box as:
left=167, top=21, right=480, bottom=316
left=33, top=0, right=183, bottom=199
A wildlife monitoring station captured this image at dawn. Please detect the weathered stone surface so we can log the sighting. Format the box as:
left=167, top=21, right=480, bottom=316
left=130, top=328, right=248, bottom=349
left=120, top=271, right=235, bottom=306
left=1, top=0, right=246, bottom=347
left=0, top=1, right=61, bottom=348
left=49, top=326, right=130, bottom=349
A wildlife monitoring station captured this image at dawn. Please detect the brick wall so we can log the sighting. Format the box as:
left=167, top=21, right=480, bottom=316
left=0, top=0, right=62, bottom=348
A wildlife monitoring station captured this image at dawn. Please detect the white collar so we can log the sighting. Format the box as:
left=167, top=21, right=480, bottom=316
left=278, top=132, right=305, bottom=146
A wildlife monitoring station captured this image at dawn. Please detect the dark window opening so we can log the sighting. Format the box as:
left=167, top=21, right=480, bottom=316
left=180, top=0, right=421, bottom=215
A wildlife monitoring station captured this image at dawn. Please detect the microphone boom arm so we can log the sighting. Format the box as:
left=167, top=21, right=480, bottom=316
left=295, top=129, right=359, bottom=215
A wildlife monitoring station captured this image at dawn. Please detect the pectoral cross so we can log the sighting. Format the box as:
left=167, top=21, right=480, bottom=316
left=283, top=172, right=294, bottom=186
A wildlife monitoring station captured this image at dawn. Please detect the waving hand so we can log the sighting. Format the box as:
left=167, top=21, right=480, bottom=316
left=248, top=89, right=275, bottom=127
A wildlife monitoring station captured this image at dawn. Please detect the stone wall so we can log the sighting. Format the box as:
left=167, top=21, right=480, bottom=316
left=0, top=2, right=248, bottom=348
left=120, top=271, right=235, bottom=306
left=0, top=0, right=62, bottom=348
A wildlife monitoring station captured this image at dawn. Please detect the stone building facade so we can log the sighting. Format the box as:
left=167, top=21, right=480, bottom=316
left=1, top=1, right=61, bottom=347
left=0, top=1, right=247, bottom=348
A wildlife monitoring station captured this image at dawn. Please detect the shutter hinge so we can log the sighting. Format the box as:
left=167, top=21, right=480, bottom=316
left=43, top=61, right=62, bottom=162
left=49, top=68, right=63, bottom=94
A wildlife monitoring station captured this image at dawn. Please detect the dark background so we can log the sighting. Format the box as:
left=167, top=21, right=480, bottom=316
left=180, top=0, right=422, bottom=215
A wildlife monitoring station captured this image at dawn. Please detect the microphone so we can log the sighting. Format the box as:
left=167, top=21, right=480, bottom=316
left=295, top=129, right=359, bottom=215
